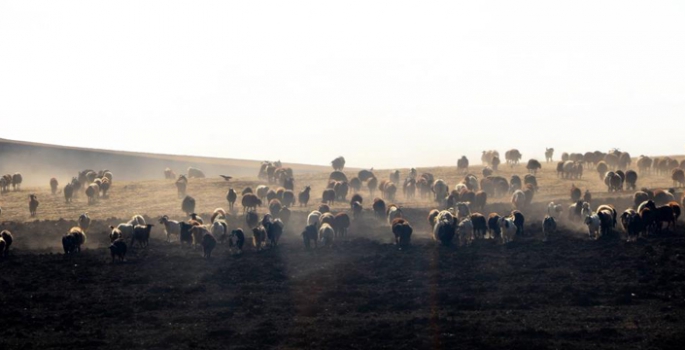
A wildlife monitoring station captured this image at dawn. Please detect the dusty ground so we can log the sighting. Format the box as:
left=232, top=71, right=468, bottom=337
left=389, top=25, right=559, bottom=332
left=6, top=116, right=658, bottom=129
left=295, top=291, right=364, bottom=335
left=1, top=160, right=685, bottom=349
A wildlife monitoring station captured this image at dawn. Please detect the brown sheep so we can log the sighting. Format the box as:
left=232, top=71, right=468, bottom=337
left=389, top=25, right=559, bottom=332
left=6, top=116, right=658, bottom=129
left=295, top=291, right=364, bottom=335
left=175, top=175, right=188, bottom=198
left=351, top=201, right=363, bottom=220
left=226, top=188, right=238, bottom=210
left=583, top=190, right=592, bottom=204
left=625, top=170, right=638, bottom=190
left=526, top=159, right=541, bottom=174
left=242, top=187, right=253, bottom=196
left=331, top=156, right=346, bottom=171
left=367, top=177, right=378, bottom=197
left=350, top=194, right=363, bottom=207
left=349, top=177, right=362, bottom=193
left=358, top=169, right=375, bottom=182
left=322, top=189, right=336, bottom=205
left=245, top=211, right=259, bottom=229
left=391, top=218, right=413, bottom=248
left=596, top=161, right=608, bottom=180
left=427, top=209, right=440, bottom=228
left=298, top=186, right=311, bottom=207
left=672, top=169, right=685, bottom=187
left=373, top=198, right=386, bottom=219
left=457, top=156, right=469, bottom=173
left=241, top=193, right=262, bottom=212
left=318, top=203, right=330, bottom=214
left=473, top=191, right=487, bottom=212
left=333, top=213, right=350, bottom=238
left=62, top=227, right=86, bottom=254
left=470, top=213, right=487, bottom=239
left=282, top=190, right=296, bottom=207
left=570, top=184, right=581, bottom=202
left=50, top=178, right=59, bottom=195
left=182, top=195, right=196, bottom=215
left=269, top=199, right=283, bottom=217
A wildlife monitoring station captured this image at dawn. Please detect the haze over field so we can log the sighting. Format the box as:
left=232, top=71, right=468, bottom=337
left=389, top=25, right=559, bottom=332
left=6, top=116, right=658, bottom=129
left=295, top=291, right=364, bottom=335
left=2, top=1, right=684, bottom=168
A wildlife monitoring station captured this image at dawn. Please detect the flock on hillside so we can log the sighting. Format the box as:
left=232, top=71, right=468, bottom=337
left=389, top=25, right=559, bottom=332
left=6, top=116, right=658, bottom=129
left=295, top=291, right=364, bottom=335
left=0, top=148, right=684, bottom=262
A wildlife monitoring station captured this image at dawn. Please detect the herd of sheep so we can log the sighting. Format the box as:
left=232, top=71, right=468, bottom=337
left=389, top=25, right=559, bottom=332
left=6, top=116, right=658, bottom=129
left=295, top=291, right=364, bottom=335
left=0, top=149, right=684, bottom=262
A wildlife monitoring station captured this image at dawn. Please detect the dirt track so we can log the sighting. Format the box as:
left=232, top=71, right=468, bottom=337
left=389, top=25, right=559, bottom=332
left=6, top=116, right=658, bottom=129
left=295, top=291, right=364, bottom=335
left=1, top=211, right=684, bottom=350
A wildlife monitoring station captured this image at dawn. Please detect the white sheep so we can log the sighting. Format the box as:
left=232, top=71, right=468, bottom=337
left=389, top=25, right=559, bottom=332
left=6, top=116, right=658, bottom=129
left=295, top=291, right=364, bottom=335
left=210, top=220, right=228, bottom=241
left=498, top=216, right=517, bottom=244
left=111, top=223, right=135, bottom=241
left=319, top=223, right=335, bottom=247
left=128, top=215, right=146, bottom=226
left=457, top=218, right=474, bottom=246
left=307, top=210, right=322, bottom=228
left=584, top=214, right=601, bottom=240
left=386, top=205, right=402, bottom=225
left=511, top=190, right=526, bottom=209
left=159, top=215, right=181, bottom=242
left=542, top=215, right=557, bottom=242
left=547, top=202, right=563, bottom=219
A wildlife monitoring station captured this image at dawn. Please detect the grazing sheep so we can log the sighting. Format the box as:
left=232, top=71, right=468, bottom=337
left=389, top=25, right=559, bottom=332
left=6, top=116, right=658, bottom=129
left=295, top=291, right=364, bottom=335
left=245, top=211, right=259, bottom=229
left=0, top=176, right=8, bottom=193
left=62, top=227, right=87, bottom=254
left=78, top=213, right=91, bottom=232
left=526, top=159, right=542, bottom=175
left=187, top=167, right=205, bottom=179
left=241, top=193, right=262, bottom=212
left=131, top=224, right=153, bottom=248
left=226, top=188, right=238, bottom=210
left=542, top=216, right=556, bottom=242
left=334, top=213, right=351, bottom=238
left=498, top=217, right=516, bottom=244
left=319, top=223, right=335, bottom=247
left=302, top=224, right=318, bottom=249
left=331, top=156, right=346, bottom=171
left=487, top=214, right=501, bottom=239
left=28, top=194, right=39, bottom=216
left=109, top=239, right=127, bottom=262
left=637, top=156, right=653, bottom=174
left=0, top=230, right=13, bottom=256
left=470, top=213, right=487, bottom=240
left=383, top=183, right=397, bottom=201
left=175, top=175, right=188, bottom=198
left=322, top=189, right=336, bottom=205
left=391, top=218, right=413, bottom=248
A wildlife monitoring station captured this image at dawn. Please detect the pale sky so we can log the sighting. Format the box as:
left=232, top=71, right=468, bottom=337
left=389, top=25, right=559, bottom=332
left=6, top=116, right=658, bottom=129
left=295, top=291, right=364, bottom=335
left=1, top=1, right=684, bottom=169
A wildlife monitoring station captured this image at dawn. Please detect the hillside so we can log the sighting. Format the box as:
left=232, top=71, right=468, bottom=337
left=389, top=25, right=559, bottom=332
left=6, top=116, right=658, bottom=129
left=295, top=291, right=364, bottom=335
left=0, top=138, right=330, bottom=185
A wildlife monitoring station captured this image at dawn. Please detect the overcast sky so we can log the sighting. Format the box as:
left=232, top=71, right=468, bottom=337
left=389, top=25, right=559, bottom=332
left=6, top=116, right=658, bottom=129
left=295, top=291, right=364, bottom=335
left=1, top=1, right=684, bottom=169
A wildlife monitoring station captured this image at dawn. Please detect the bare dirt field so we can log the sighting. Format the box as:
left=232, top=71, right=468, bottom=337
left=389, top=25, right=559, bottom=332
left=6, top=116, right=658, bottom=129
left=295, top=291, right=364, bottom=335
left=1, top=155, right=685, bottom=349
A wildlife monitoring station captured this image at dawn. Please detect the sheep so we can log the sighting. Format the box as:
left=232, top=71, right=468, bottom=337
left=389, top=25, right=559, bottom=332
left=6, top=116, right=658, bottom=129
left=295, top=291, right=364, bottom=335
left=523, top=184, right=535, bottom=207
left=298, top=186, right=311, bottom=207
left=637, top=156, right=652, bottom=174
left=358, top=169, right=375, bottom=182
left=322, top=189, right=336, bottom=205
left=433, top=214, right=456, bottom=246
left=367, top=177, right=378, bottom=197
left=188, top=213, right=204, bottom=225
left=241, top=193, right=262, bottom=213
left=128, top=214, right=146, bottom=226
left=0, top=176, right=8, bottom=193
left=669, top=201, right=681, bottom=222
left=383, top=183, right=397, bottom=201
left=107, top=239, right=127, bottom=262
left=427, top=209, right=440, bottom=228
left=188, top=225, right=210, bottom=248
left=546, top=202, right=563, bottom=219
left=109, top=226, right=122, bottom=242
left=268, top=199, right=283, bottom=217
left=266, top=219, right=284, bottom=247
left=210, top=219, right=228, bottom=243
left=584, top=214, right=601, bottom=240
left=229, top=229, right=245, bottom=252
left=482, top=167, right=493, bottom=177
left=131, top=224, right=153, bottom=248
left=596, top=204, right=617, bottom=229
left=28, top=194, right=39, bottom=217
left=390, top=170, right=401, bottom=185
left=349, top=177, right=362, bottom=193
left=625, top=170, right=638, bottom=191
left=302, top=224, right=318, bottom=249
left=470, top=213, right=487, bottom=240
left=100, top=177, right=111, bottom=197
left=187, top=167, right=205, bottom=179
left=596, top=162, right=609, bottom=180
left=157, top=215, right=179, bottom=242
left=655, top=205, right=676, bottom=232
left=0, top=230, right=13, bottom=256
left=307, top=210, right=322, bottom=228
left=473, top=191, right=487, bottom=212
left=256, top=185, right=270, bottom=201
left=201, top=233, right=217, bottom=259
left=672, top=169, right=685, bottom=187
left=457, top=218, right=474, bottom=246
left=584, top=190, right=592, bottom=203
left=318, top=204, right=330, bottom=214
left=511, top=190, right=526, bottom=210
left=542, top=216, right=556, bottom=242
left=570, top=184, right=581, bottom=202
left=84, top=183, right=98, bottom=205
left=386, top=204, right=402, bottom=225
left=604, top=172, right=621, bottom=192
left=331, top=156, right=346, bottom=171
left=511, top=211, right=525, bottom=236
left=11, top=173, right=22, bottom=191
left=526, top=159, right=542, bottom=175
left=391, top=218, right=413, bottom=248
left=498, top=217, right=517, bottom=244
left=242, top=187, right=254, bottom=196
left=210, top=208, right=227, bottom=224
left=505, top=149, right=522, bottom=167
left=329, top=171, right=348, bottom=182
left=351, top=201, right=363, bottom=219
left=177, top=222, right=194, bottom=246
left=226, top=188, right=238, bottom=210
left=283, top=177, right=294, bottom=191
left=581, top=202, right=593, bottom=218
left=277, top=206, right=291, bottom=225
left=545, top=148, right=554, bottom=162
left=482, top=213, right=499, bottom=239
left=334, top=213, right=350, bottom=238
left=509, top=175, right=522, bottom=192
left=373, top=198, right=386, bottom=219
left=654, top=189, right=676, bottom=206
left=320, top=212, right=336, bottom=229
left=319, top=223, right=335, bottom=247
left=175, top=175, right=188, bottom=198
left=432, top=179, right=449, bottom=204
left=282, top=190, right=296, bottom=207
left=164, top=168, right=175, bottom=179
left=457, top=156, right=469, bottom=173
left=245, top=211, right=259, bottom=229
left=179, top=195, right=196, bottom=215
left=78, top=213, right=91, bottom=232
left=621, top=209, right=643, bottom=242
left=568, top=201, right=584, bottom=222
left=49, top=177, right=59, bottom=195
left=63, top=227, right=87, bottom=254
